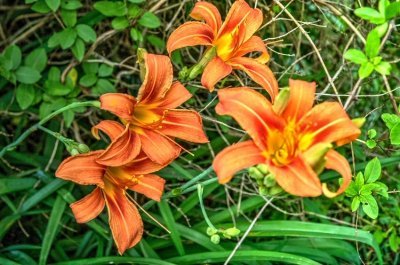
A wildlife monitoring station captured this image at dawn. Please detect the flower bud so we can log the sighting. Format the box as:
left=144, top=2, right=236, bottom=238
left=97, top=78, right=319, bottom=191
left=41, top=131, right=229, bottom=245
left=352, top=117, right=366, bottom=128
left=248, top=167, right=264, bottom=180
left=259, top=186, right=268, bottom=196
left=263, top=173, right=276, bottom=187
left=78, top=143, right=90, bottom=153
left=70, top=149, right=80, bottom=156
left=223, top=227, right=240, bottom=238
left=272, top=87, right=290, bottom=115
left=210, top=234, right=220, bottom=244
left=256, top=164, right=269, bottom=175
left=206, top=227, right=218, bottom=236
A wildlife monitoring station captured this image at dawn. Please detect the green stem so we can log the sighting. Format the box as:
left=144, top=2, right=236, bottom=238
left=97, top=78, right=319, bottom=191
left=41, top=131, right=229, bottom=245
left=0, top=100, right=100, bottom=158
left=170, top=166, right=214, bottom=196
left=180, top=178, right=218, bottom=195
left=197, top=184, right=217, bottom=230
left=38, top=125, right=70, bottom=143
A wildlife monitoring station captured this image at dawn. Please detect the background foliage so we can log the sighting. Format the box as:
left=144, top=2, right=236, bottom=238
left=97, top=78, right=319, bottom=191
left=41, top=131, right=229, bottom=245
left=0, top=0, right=399, bottom=264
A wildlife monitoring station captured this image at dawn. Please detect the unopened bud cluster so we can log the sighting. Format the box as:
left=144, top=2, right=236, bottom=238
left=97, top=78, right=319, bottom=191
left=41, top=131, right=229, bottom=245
left=206, top=226, right=241, bottom=244
left=248, top=164, right=283, bottom=196
left=65, top=140, right=90, bottom=156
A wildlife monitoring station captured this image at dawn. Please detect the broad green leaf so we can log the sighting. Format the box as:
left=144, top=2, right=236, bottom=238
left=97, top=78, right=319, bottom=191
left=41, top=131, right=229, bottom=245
left=367, top=129, right=377, bottom=139
left=16, top=84, right=35, bottom=109
left=0, top=178, right=37, bottom=195
left=45, top=0, right=60, bottom=11
left=48, top=66, right=61, bottom=81
left=31, top=0, right=51, bottom=13
left=358, top=62, right=374, bottom=79
left=61, top=9, right=77, bottom=27
left=365, top=30, right=380, bottom=58
left=345, top=182, right=358, bottom=197
left=3, top=45, right=22, bottom=70
left=374, top=22, right=388, bottom=37
left=63, top=109, right=75, bottom=128
left=381, top=113, right=400, bottom=129
left=386, top=2, right=400, bottom=19
left=374, top=61, right=391, bottom=75
left=79, top=74, right=97, bottom=87
left=92, top=78, right=115, bottom=95
left=39, top=195, right=67, bottom=265
left=360, top=183, right=381, bottom=195
left=390, top=123, right=400, bottom=145
left=351, top=197, right=360, bottom=211
left=98, top=64, right=113, bottom=77
left=374, top=181, right=389, bottom=199
left=128, top=0, right=146, bottom=3
left=355, top=172, right=364, bottom=189
left=59, top=28, right=77, bottom=49
left=158, top=199, right=186, bottom=255
left=128, top=4, right=142, bottom=18
left=94, top=1, right=127, bottom=17
left=130, top=28, right=143, bottom=42
left=25, top=48, right=47, bottom=72
left=361, top=195, right=379, bottom=219
left=343, top=49, right=367, bottom=64
left=76, top=24, right=97, bottom=43
left=354, top=7, right=385, bottom=24
left=71, top=38, right=85, bottom=61
left=111, top=17, right=129, bottom=30
left=15, top=66, right=41, bottom=84
left=366, top=139, right=377, bottom=149
left=364, top=157, right=381, bottom=183
left=378, top=0, right=390, bottom=15
left=389, top=231, right=399, bottom=252
left=48, top=32, right=62, bottom=48
left=147, top=35, right=165, bottom=50
left=61, top=0, right=83, bottom=10
left=138, top=12, right=161, bottom=28
left=82, top=62, right=99, bottom=74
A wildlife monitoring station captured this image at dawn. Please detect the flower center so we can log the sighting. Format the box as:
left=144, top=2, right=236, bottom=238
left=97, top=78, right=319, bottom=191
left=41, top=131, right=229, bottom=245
left=105, top=167, right=139, bottom=190
left=122, top=103, right=166, bottom=132
left=266, top=123, right=299, bottom=166
left=214, top=27, right=240, bottom=61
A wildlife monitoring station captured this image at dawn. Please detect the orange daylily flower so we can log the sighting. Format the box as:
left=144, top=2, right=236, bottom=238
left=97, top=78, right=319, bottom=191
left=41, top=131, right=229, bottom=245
left=166, top=0, right=278, bottom=99
left=56, top=148, right=168, bottom=254
left=97, top=51, right=208, bottom=167
left=213, top=79, right=361, bottom=197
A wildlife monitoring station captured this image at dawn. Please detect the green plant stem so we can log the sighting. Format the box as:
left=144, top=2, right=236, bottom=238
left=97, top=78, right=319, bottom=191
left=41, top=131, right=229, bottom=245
left=37, top=125, right=69, bottom=143
left=197, top=184, right=217, bottom=230
left=181, top=166, right=214, bottom=190
left=180, top=178, right=218, bottom=195
left=0, top=100, right=100, bottom=158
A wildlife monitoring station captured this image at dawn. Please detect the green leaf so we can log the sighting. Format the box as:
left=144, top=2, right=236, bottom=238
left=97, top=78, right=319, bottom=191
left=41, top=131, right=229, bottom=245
left=76, top=24, right=97, bottom=43
left=365, top=30, right=380, bottom=58
left=15, top=66, right=41, bottom=84
left=130, top=28, right=143, bottom=42
left=147, top=35, right=165, bottom=50
left=381, top=113, right=400, bottom=129
left=351, top=197, right=360, bottom=212
left=94, top=1, right=127, bottom=17
left=355, top=172, right=364, bottom=190
left=364, top=158, right=381, bottom=183
left=389, top=231, right=399, bottom=252
left=71, top=38, right=85, bottom=61
left=138, top=11, right=161, bottom=28
left=31, top=0, right=51, bottom=13
left=158, top=200, right=186, bottom=256
left=128, top=4, right=142, bottom=18
left=343, top=49, right=367, bottom=64
left=63, top=109, right=75, bottom=128
left=79, top=74, right=97, bottom=87
left=367, top=129, right=377, bottom=139
left=360, top=183, right=381, bottom=195
left=92, top=78, right=115, bottom=95
left=61, top=9, right=77, bottom=27
left=111, top=17, right=129, bottom=30
left=82, top=62, right=99, bottom=74
left=39, top=195, right=67, bottom=265
left=3, top=45, right=22, bottom=70
left=0, top=178, right=37, bottom=195
left=98, top=64, right=113, bottom=77
left=361, top=195, right=379, bottom=219
left=59, top=28, right=77, bottom=49
left=48, top=66, right=61, bottom=81
left=374, top=181, right=389, bottom=199
left=345, top=182, right=358, bottom=197
left=358, top=62, right=374, bottom=79
left=128, top=0, right=146, bottom=3
left=354, top=7, right=385, bottom=24
left=51, top=257, right=176, bottom=265
left=45, top=0, right=60, bottom=11
left=16, top=84, right=35, bottom=109
left=390, top=123, right=400, bottom=145
left=366, top=139, right=377, bottom=149
left=374, top=61, right=392, bottom=75
left=25, top=48, right=47, bottom=72
left=48, top=32, right=61, bottom=48
left=386, top=2, right=400, bottom=19
left=374, top=22, right=389, bottom=37
left=378, top=0, right=390, bottom=15
left=60, top=0, right=83, bottom=10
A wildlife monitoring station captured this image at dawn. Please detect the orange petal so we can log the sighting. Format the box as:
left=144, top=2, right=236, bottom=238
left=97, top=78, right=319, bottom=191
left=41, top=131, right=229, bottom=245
left=269, top=156, right=322, bottom=197
left=214, top=140, right=265, bottom=184
left=167, top=22, right=214, bottom=54
left=190, top=1, right=222, bottom=35
left=159, top=109, right=208, bottom=143
left=299, top=102, right=361, bottom=146
left=201, top=56, right=232, bottom=91
left=96, top=126, right=141, bottom=167
left=70, top=187, right=105, bottom=223
left=123, top=153, right=169, bottom=175
left=100, top=93, right=136, bottom=122
left=322, top=150, right=352, bottom=198
left=139, top=129, right=181, bottom=165
left=228, top=57, right=278, bottom=102
left=159, top=81, right=192, bottom=109
left=128, top=174, right=166, bottom=202
left=137, top=53, right=173, bottom=103
left=231, top=36, right=270, bottom=64
left=216, top=87, right=284, bottom=150
left=56, top=151, right=106, bottom=187
left=282, top=79, right=316, bottom=122
left=92, top=120, right=125, bottom=141
left=103, top=182, right=143, bottom=254
left=218, top=0, right=263, bottom=43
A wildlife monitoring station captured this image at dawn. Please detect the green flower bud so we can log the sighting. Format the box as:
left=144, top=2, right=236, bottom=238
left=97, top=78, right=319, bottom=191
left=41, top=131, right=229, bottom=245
left=78, top=143, right=90, bottom=153
left=256, top=164, right=269, bottom=175
left=210, top=234, right=220, bottom=244
left=206, top=227, right=218, bottom=236
left=263, top=173, right=276, bottom=187
left=269, top=186, right=283, bottom=195
left=272, top=87, right=290, bottom=115
left=248, top=167, right=264, bottom=180
left=259, top=186, right=268, bottom=196
left=178, top=66, right=189, bottom=81
left=70, top=149, right=80, bottom=156
left=256, top=179, right=264, bottom=186
left=223, top=227, right=240, bottom=238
